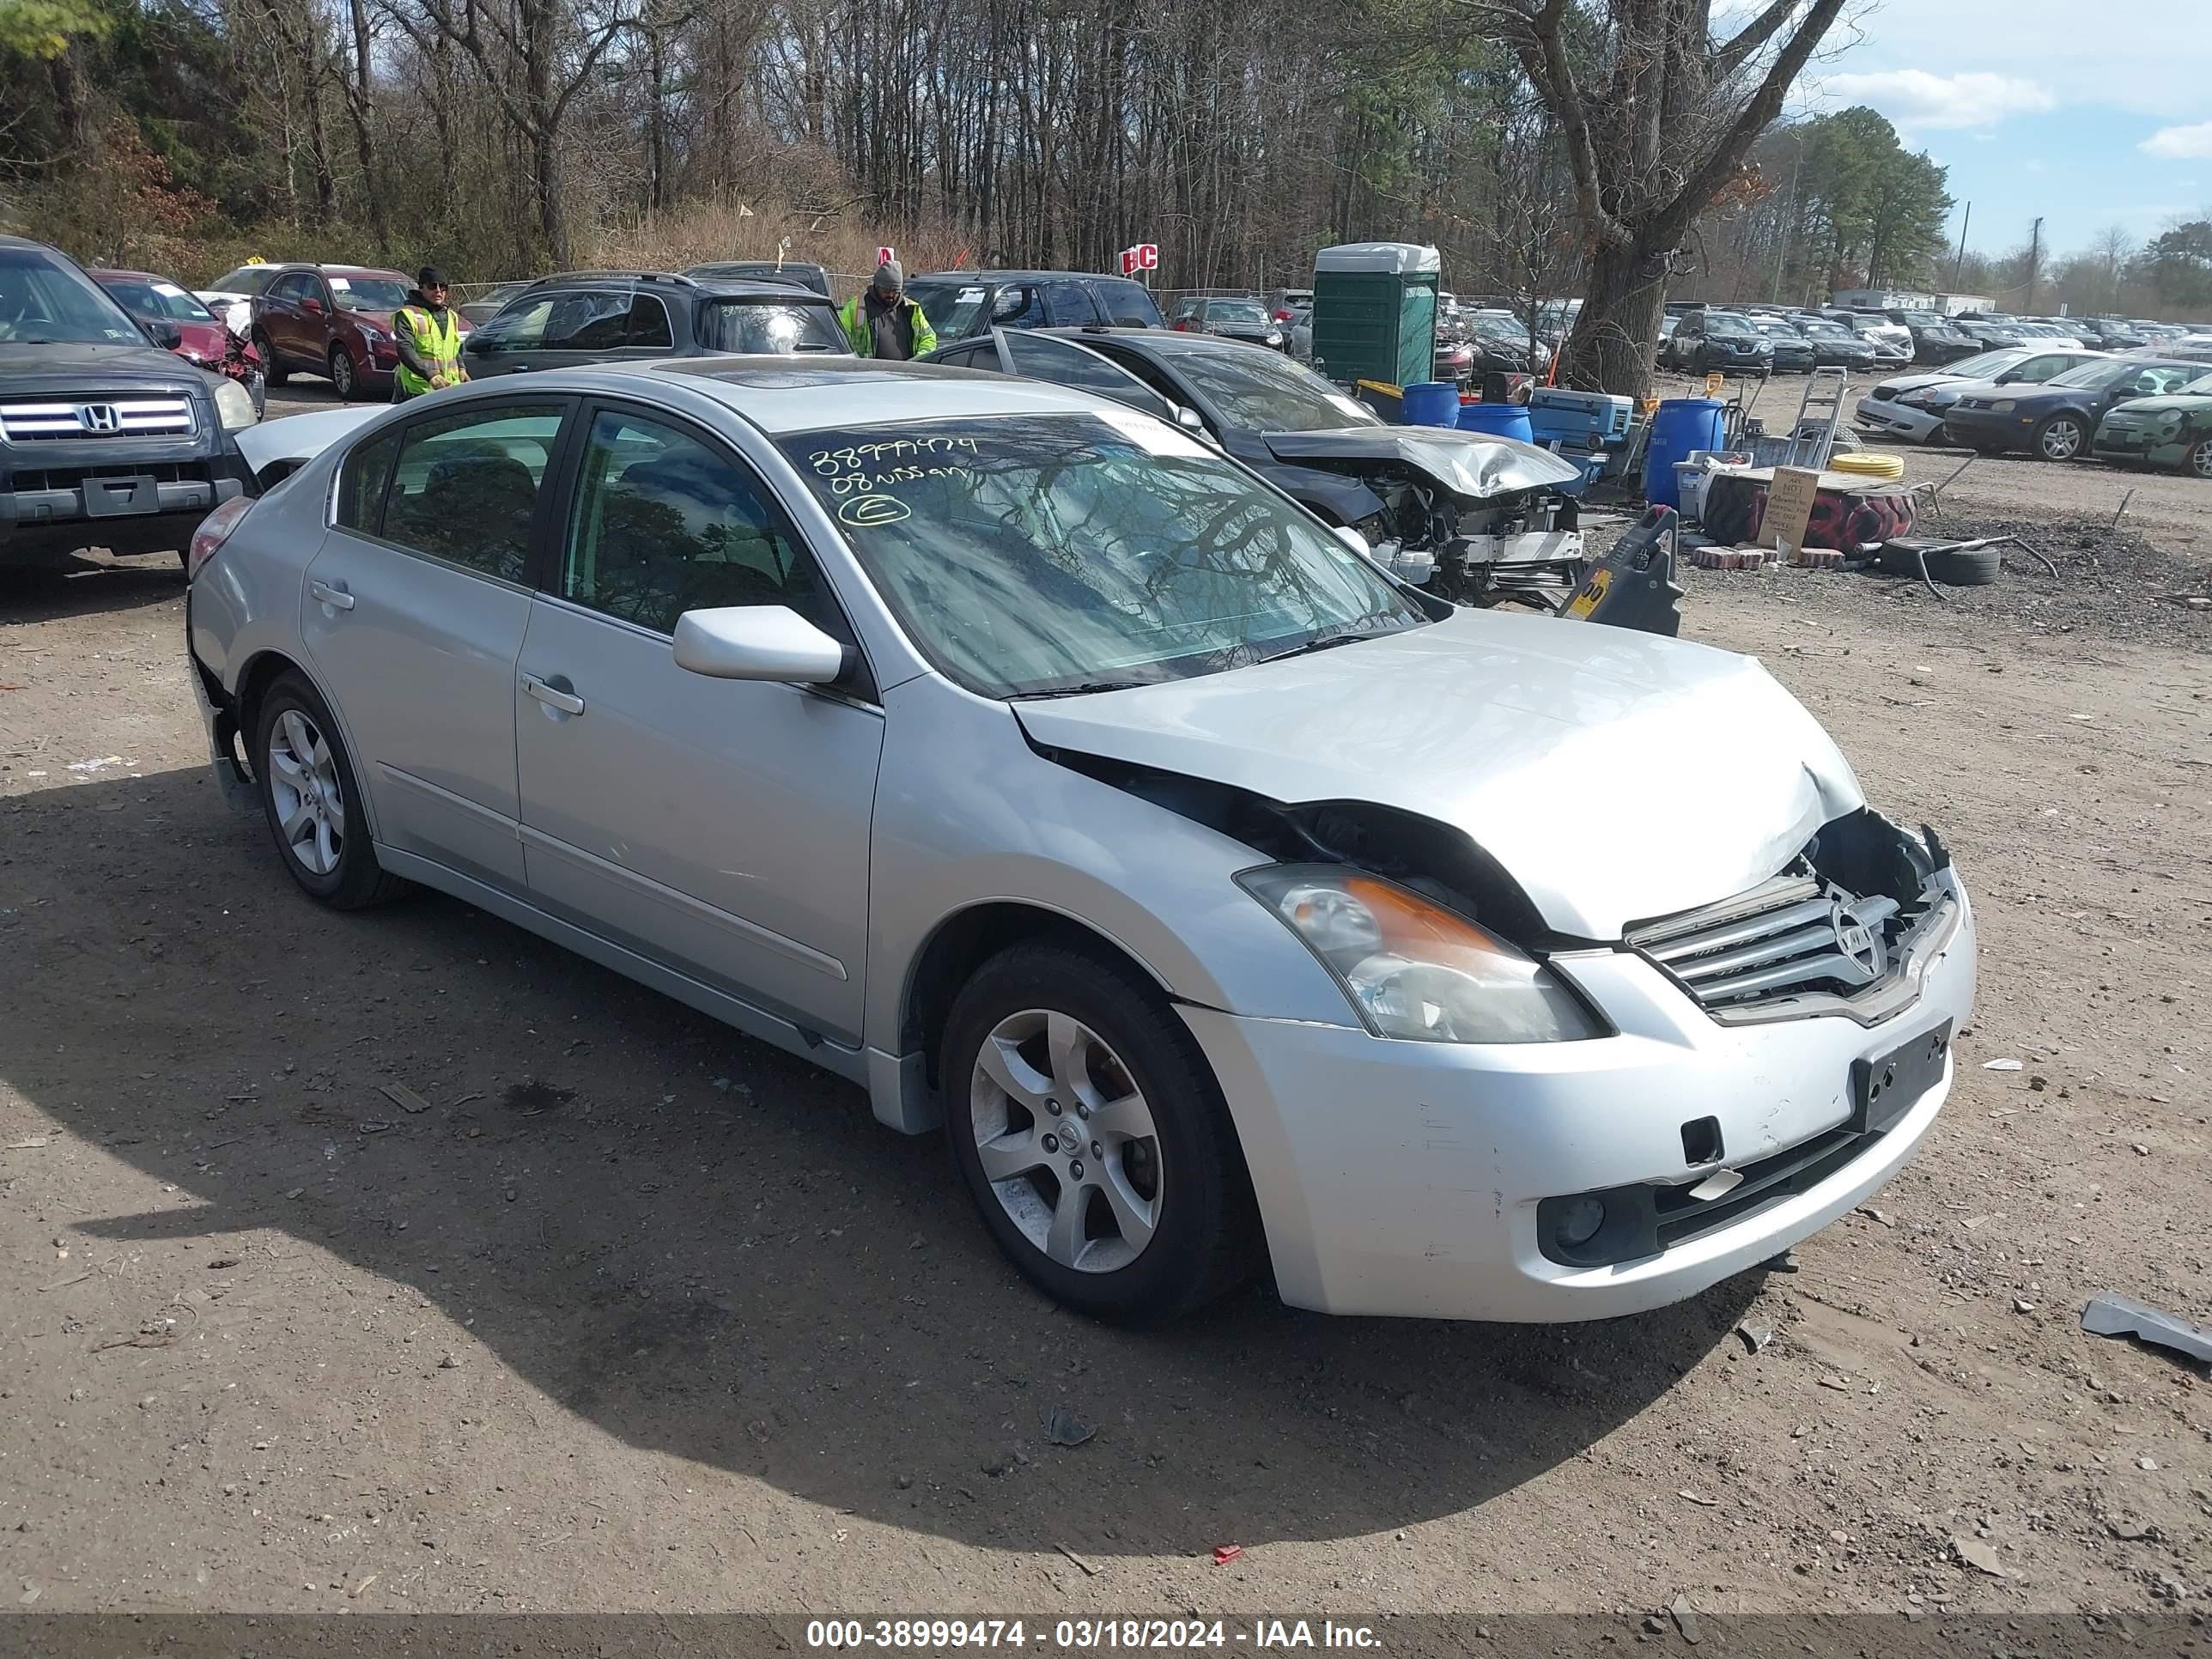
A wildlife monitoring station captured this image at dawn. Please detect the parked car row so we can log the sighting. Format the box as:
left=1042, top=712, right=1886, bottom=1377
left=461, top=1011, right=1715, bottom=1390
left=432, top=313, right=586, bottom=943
left=1855, top=343, right=2212, bottom=474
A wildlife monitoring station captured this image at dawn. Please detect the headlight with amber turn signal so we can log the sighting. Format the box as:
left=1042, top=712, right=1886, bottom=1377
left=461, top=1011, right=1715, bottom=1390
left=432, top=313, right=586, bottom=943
left=1238, top=865, right=1604, bottom=1044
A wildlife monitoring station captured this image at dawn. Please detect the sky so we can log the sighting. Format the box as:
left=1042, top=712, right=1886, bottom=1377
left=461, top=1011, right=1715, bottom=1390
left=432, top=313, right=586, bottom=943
left=1790, top=0, right=2212, bottom=264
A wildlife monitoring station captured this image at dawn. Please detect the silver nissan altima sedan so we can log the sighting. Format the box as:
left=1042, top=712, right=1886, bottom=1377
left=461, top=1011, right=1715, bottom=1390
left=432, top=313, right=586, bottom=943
left=185, top=359, right=1976, bottom=1325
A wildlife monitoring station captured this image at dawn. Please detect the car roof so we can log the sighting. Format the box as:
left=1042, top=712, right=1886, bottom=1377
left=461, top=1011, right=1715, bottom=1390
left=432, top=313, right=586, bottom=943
left=1034, top=325, right=1269, bottom=359
left=908, top=269, right=1142, bottom=285
left=271, top=263, right=406, bottom=279
left=88, top=267, right=164, bottom=283
left=528, top=356, right=1123, bottom=434
left=517, top=270, right=829, bottom=301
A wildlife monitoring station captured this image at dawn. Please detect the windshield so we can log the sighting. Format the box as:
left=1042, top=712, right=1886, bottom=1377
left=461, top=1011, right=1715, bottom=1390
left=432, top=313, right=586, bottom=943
left=703, top=298, right=847, bottom=353
left=1799, top=320, right=1848, bottom=337
left=97, top=276, right=215, bottom=323
left=780, top=413, right=1425, bottom=698
left=2047, top=359, right=2161, bottom=390
left=1206, top=299, right=1270, bottom=325
left=1173, top=343, right=1382, bottom=431
left=0, top=247, right=151, bottom=346
left=328, top=275, right=410, bottom=312
left=1943, top=349, right=2027, bottom=379
left=212, top=266, right=278, bottom=295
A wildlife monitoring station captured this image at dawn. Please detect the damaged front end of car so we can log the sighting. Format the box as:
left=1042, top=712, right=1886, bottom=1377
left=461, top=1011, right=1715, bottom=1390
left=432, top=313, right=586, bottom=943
left=1262, top=428, right=1591, bottom=611
left=1624, top=809, right=1968, bottom=1028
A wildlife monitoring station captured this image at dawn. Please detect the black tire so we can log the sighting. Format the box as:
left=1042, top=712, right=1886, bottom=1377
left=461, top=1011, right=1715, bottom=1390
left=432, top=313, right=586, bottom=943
left=2033, top=413, right=2088, bottom=463
left=941, top=941, right=1258, bottom=1324
left=251, top=671, right=407, bottom=909
left=1876, top=538, right=2001, bottom=586
left=328, top=344, right=359, bottom=402
left=2185, top=436, right=2212, bottom=481
left=254, top=328, right=289, bottom=386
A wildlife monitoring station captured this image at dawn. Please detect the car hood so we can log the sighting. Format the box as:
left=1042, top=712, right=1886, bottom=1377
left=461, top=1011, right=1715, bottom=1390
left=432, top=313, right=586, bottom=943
left=1872, top=368, right=1975, bottom=396
left=1261, top=426, right=1585, bottom=497
left=1014, top=608, right=1863, bottom=939
left=0, top=340, right=208, bottom=393
left=2104, top=394, right=2212, bottom=418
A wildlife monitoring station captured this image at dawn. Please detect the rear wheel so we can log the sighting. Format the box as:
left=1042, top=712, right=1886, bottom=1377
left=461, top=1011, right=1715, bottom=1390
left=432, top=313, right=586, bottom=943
left=941, top=942, right=1256, bottom=1324
left=2033, top=413, right=2087, bottom=462
left=252, top=672, right=406, bottom=909
left=328, top=344, right=358, bottom=402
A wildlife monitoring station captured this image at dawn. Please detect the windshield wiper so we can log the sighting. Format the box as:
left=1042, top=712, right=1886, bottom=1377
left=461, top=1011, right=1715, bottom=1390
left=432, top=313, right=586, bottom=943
left=1006, top=679, right=1159, bottom=702
left=1255, top=627, right=1400, bottom=665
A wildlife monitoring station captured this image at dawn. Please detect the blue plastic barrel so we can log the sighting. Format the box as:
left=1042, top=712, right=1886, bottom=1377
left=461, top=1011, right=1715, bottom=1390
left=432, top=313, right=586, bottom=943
left=1401, top=380, right=1461, bottom=428
left=1456, top=401, right=1534, bottom=443
left=1644, top=398, right=1727, bottom=507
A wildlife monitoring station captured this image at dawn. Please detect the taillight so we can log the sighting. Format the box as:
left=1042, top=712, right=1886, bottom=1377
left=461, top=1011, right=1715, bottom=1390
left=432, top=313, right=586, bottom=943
left=187, top=495, right=253, bottom=582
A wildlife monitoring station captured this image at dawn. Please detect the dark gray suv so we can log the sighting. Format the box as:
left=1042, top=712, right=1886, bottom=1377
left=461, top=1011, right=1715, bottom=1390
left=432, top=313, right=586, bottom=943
left=462, top=271, right=849, bottom=378
left=1, top=235, right=256, bottom=568
left=902, top=270, right=1166, bottom=343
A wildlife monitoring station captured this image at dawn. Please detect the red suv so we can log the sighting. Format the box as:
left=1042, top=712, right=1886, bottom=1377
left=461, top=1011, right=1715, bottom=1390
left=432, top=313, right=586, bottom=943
left=251, top=264, right=466, bottom=400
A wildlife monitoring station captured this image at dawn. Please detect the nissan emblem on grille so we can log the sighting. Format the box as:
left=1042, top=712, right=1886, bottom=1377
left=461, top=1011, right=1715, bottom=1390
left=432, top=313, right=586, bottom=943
left=78, top=404, right=120, bottom=433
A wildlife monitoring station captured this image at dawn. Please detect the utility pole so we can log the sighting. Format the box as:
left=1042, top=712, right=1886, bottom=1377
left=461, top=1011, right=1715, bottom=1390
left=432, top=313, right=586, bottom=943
left=1950, top=201, right=1972, bottom=293
left=2026, top=216, right=2045, bottom=313
left=1771, top=151, right=1802, bottom=303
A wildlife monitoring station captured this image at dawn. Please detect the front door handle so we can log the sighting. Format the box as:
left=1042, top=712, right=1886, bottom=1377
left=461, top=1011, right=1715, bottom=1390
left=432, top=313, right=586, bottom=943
left=308, top=579, right=355, bottom=611
left=523, top=674, right=585, bottom=715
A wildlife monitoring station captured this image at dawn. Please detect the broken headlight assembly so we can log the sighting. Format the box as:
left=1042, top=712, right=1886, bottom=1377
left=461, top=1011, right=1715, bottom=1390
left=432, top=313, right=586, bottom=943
left=1238, top=865, right=1604, bottom=1044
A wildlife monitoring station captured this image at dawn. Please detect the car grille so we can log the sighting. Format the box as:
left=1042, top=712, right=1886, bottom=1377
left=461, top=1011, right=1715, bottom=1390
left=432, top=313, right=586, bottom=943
left=0, top=394, right=196, bottom=442
left=1627, top=864, right=1923, bottom=1014
left=1872, top=383, right=1903, bottom=401
left=1954, top=397, right=1994, bottom=410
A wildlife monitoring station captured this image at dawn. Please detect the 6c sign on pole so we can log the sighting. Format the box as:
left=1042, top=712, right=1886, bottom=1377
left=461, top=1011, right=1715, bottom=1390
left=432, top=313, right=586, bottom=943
left=1117, top=243, right=1159, bottom=283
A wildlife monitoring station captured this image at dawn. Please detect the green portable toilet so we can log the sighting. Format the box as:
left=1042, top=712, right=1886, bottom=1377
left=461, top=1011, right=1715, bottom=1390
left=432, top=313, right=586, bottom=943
left=1311, top=241, right=1440, bottom=389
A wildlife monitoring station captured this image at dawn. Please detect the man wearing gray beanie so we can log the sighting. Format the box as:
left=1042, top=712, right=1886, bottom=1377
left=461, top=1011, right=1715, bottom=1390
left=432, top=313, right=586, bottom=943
left=838, top=258, right=938, bottom=360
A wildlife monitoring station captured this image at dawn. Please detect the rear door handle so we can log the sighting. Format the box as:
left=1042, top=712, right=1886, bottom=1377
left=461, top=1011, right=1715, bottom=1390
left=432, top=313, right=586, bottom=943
left=523, top=674, right=585, bottom=715
left=308, top=579, right=355, bottom=611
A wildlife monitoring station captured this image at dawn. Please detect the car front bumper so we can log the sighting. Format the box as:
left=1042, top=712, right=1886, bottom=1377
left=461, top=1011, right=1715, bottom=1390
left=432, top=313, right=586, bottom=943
left=1, top=449, right=248, bottom=563
left=1854, top=396, right=1947, bottom=442
left=1183, top=877, right=1976, bottom=1322
left=1941, top=407, right=2040, bottom=447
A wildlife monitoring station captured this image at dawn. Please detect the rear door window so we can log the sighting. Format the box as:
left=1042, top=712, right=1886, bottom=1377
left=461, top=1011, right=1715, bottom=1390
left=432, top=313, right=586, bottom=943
left=543, top=291, right=633, bottom=351
left=380, top=404, right=567, bottom=584
left=1000, top=331, right=1172, bottom=416
left=1042, top=280, right=1099, bottom=326
left=1095, top=279, right=1163, bottom=327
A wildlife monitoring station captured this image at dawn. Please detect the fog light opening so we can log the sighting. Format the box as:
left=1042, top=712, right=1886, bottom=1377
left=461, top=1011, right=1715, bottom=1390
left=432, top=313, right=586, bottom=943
left=1555, top=1195, right=1607, bottom=1250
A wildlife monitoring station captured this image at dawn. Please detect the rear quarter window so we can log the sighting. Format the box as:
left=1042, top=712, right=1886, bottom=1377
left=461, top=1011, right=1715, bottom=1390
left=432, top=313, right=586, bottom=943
left=335, top=428, right=401, bottom=533
left=1097, top=279, right=1164, bottom=327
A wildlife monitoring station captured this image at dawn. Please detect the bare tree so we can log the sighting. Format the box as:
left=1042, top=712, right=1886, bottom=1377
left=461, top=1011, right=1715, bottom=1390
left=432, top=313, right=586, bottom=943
left=1455, top=0, right=1850, bottom=393
left=385, top=0, right=649, bottom=264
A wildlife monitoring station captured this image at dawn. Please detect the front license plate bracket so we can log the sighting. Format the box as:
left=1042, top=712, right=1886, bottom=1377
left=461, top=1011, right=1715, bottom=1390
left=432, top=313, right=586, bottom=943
left=1851, top=1019, right=1952, bottom=1135
left=82, top=476, right=161, bottom=519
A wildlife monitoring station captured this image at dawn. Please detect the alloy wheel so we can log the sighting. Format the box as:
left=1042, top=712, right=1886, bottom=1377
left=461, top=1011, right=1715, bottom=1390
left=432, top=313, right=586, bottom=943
left=969, top=1009, right=1163, bottom=1274
left=329, top=346, right=356, bottom=399
left=2040, top=417, right=2085, bottom=460
left=266, top=708, right=346, bottom=876
left=2188, top=437, right=2212, bottom=480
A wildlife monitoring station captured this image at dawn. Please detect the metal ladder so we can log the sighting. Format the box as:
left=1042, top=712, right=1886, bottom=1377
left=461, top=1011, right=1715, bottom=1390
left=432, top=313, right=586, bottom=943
left=1784, top=367, right=1849, bottom=471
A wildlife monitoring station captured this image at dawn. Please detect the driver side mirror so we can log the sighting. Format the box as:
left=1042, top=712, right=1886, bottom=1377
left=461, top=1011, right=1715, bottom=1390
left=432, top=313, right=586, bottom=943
left=146, top=318, right=184, bottom=350
left=301, top=297, right=324, bottom=315
left=673, top=605, right=847, bottom=685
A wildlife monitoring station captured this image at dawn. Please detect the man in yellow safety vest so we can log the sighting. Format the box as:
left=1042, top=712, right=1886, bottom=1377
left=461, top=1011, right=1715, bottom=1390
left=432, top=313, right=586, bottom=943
left=392, top=266, right=466, bottom=402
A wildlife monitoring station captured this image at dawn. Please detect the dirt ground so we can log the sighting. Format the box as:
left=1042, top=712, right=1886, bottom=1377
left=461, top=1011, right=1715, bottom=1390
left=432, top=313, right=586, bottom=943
left=1, top=390, right=2209, bottom=1631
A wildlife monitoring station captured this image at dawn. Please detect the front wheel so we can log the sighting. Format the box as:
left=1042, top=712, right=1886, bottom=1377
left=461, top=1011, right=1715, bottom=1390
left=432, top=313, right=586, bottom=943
left=328, top=344, right=359, bottom=402
left=2184, top=436, right=2212, bottom=480
left=2033, top=414, right=2087, bottom=462
left=252, top=672, right=406, bottom=908
left=254, top=329, right=289, bottom=386
left=942, top=942, right=1257, bottom=1323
